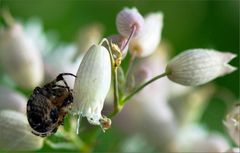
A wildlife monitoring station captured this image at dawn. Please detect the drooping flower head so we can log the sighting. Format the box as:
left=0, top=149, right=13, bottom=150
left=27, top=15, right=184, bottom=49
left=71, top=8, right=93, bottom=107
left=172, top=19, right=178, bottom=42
left=72, top=41, right=112, bottom=132
left=166, top=49, right=237, bottom=86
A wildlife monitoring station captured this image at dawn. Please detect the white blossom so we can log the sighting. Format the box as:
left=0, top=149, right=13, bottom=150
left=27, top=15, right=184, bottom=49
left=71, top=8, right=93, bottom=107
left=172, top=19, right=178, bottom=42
left=225, top=148, right=240, bottom=153
left=166, top=49, right=237, bottom=86
left=72, top=44, right=111, bottom=126
left=44, top=44, right=82, bottom=88
left=169, top=124, right=230, bottom=152
left=0, top=23, right=44, bottom=89
left=114, top=48, right=178, bottom=149
left=129, top=12, right=163, bottom=57
left=0, top=110, right=43, bottom=151
left=224, top=103, right=240, bottom=146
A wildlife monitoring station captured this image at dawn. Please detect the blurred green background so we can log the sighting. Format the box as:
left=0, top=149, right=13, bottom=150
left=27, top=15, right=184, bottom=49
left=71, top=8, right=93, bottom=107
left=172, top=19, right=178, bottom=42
left=1, top=0, right=239, bottom=152
left=4, top=0, right=238, bottom=95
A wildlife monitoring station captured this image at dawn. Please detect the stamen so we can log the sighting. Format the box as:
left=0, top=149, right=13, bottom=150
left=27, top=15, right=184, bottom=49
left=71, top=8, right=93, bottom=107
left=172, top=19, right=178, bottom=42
left=121, top=25, right=136, bottom=51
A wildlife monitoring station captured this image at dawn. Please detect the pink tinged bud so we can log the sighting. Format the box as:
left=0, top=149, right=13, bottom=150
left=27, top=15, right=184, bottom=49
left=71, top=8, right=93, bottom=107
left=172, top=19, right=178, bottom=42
left=116, top=7, right=144, bottom=38
left=107, top=34, right=128, bottom=58
left=0, top=23, right=44, bottom=89
left=224, top=103, right=240, bottom=146
left=133, top=66, right=150, bottom=85
left=166, top=49, right=237, bottom=86
left=72, top=44, right=111, bottom=125
left=129, top=12, right=164, bottom=58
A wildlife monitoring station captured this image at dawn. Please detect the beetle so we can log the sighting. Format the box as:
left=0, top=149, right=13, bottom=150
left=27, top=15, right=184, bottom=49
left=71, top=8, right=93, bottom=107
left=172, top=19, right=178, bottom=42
left=27, top=73, right=76, bottom=137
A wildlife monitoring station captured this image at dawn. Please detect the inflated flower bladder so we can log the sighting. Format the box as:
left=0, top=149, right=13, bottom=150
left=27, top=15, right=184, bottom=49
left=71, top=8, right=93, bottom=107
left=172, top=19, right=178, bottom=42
left=72, top=39, right=112, bottom=133
left=166, top=49, right=237, bottom=86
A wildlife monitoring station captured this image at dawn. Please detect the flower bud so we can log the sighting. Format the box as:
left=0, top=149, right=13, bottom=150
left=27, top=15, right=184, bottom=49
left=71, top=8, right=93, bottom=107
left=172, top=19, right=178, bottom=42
left=129, top=12, right=163, bottom=58
left=116, top=7, right=144, bottom=37
left=72, top=44, right=111, bottom=125
left=0, top=86, right=26, bottom=114
left=166, top=49, right=237, bottom=86
left=0, top=110, right=43, bottom=151
left=224, top=103, right=240, bottom=146
left=44, top=44, right=82, bottom=89
left=0, top=23, right=44, bottom=89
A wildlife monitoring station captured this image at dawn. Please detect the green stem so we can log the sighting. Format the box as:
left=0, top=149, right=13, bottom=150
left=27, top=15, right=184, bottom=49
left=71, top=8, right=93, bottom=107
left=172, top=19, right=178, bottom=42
left=120, top=71, right=169, bottom=105
left=45, top=139, right=77, bottom=150
left=113, top=67, right=119, bottom=111
left=99, top=38, right=121, bottom=117
left=60, top=128, right=90, bottom=152
left=125, top=51, right=136, bottom=81
left=1, top=9, right=15, bottom=27
left=110, top=67, right=121, bottom=117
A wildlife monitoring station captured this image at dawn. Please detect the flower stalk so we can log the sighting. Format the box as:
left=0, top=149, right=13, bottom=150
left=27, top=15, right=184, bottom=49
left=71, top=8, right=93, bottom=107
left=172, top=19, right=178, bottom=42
left=120, top=71, right=169, bottom=105
left=112, top=67, right=120, bottom=115
left=100, top=39, right=121, bottom=117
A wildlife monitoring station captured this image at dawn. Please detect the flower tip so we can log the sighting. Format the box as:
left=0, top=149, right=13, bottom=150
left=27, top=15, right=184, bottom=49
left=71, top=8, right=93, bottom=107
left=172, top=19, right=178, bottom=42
left=166, top=49, right=237, bottom=86
left=220, top=52, right=237, bottom=75
left=116, top=7, right=144, bottom=37
left=222, top=64, right=237, bottom=76
left=223, top=52, right=237, bottom=63
left=151, top=11, right=164, bottom=21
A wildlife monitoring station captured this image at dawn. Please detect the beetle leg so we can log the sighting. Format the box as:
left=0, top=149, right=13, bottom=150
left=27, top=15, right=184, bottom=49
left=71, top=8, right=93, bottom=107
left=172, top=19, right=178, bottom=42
left=56, top=73, right=76, bottom=92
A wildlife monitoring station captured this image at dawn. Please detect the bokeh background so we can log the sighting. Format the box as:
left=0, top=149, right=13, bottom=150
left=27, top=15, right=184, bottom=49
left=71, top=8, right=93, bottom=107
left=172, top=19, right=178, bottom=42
left=0, top=0, right=239, bottom=152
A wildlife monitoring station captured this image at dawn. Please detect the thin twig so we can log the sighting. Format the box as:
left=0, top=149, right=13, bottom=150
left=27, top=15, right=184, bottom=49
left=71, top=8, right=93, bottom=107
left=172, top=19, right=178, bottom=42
left=120, top=71, right=169, bottom=105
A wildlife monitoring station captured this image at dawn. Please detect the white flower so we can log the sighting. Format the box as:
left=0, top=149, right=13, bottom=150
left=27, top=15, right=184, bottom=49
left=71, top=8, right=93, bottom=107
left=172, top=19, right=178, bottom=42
left=170, top=85, right=215, bottom=125
left=224, top=103, right=240, bottom=146
left=0, top=110, right=43, bottom=151
left=192, top=133, right=230, bottom=152
left=0, top=86, right=26, bottom=114
left=44, top=44, right=83, bottom=89
left=115, top=48, right=178, bottom=148
left=225, top=148, right=240, bottom=153
left=116, top=7, right=144, bottom=37
left=170, top=124, right=230, bottom=152
left=129, top=12, right=163, bottom=58
left=72, top=44, right=111, bottom=126
left=166, top=49, right=237, bottom=86
left=24, top=18, right=55, bottom=56
left=0, top=23, right=44, bottom=89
